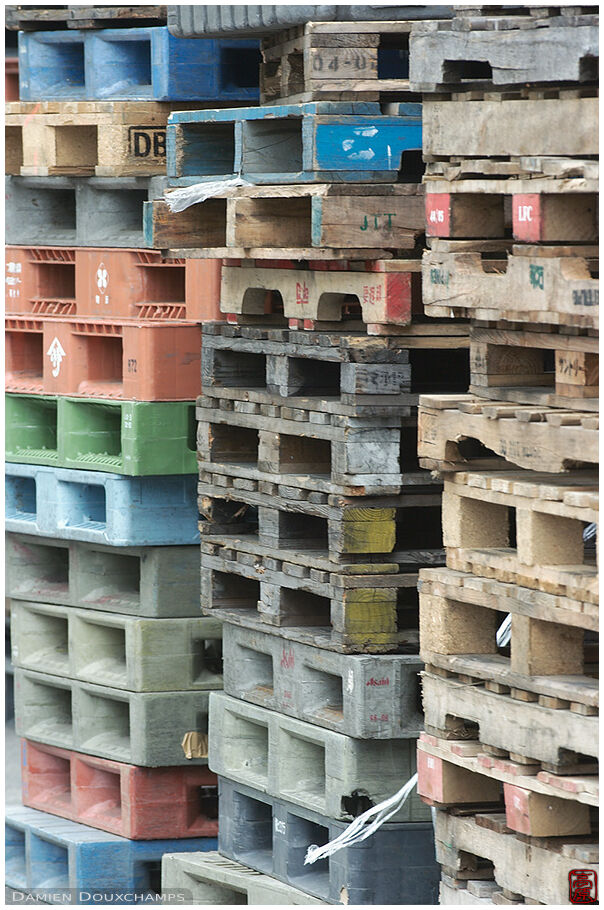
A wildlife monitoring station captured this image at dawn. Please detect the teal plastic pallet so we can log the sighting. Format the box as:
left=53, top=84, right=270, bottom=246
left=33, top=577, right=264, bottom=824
left=6, top=394, right=197, bottom=476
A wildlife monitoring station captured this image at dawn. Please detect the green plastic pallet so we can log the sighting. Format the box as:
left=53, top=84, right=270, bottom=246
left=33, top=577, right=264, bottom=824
left=6, top=394, right=197, bottom=476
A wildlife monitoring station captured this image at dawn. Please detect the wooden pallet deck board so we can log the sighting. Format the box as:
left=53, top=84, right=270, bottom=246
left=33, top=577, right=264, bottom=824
left=418, top=394, right=598, bottom=473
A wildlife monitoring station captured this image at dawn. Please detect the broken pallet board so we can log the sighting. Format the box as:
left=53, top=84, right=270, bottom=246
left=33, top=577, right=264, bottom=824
left=417, top=394, right=598, bottom=473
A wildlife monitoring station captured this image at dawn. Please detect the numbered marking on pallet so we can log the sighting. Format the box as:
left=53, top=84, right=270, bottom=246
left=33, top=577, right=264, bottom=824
left=6, top=260, right=22, bottom=299
left=430, top=267, right=449, bottom=287
left=425, top=193, right=450, bottom=236
left=46, top=337, right=66, bottom=378
left=573, top=289, right=598, bottom=307
left=529, top=264, right=545, bottom=290
left=128, top=126, right=167, bottom=160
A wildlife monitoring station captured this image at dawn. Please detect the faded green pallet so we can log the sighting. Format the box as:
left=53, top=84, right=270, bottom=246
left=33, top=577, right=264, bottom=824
left=6, top=394, right=197, bottom=476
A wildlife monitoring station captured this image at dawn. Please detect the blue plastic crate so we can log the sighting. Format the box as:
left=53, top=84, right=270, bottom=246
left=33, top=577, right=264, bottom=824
left=18, top=27, right=260, bottom=101
left=6, top=805, right=217, bottom=904
left=167, top=101, right=423, bottom=184
left=6, top=464, right=199, bottom=546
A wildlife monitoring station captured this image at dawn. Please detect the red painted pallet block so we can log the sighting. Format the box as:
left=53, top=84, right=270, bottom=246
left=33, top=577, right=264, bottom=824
left=6, top=315, right=201, bottom=400
left=5, top=246, right=223, bottom=322
left=22, top=739, right=218, bottom=840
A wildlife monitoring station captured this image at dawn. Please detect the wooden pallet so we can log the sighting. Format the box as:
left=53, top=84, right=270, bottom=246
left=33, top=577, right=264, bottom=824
left=145, top=183, right=425, bottom=260
left=420, top=565, right=598, bottom=707
left=418, top=394, right=598, bottom=474
left=5, top=101, right=218, bottom=178
left=470, top=323, right=598, bottom=412
left=423, top=241, right=598, bottom=330
left=433, top=807, right=598, bottom=906
left=422, top=88, right=598, bottom=160
left=199, top=474, right=443, bottom=562
left=5, top=5, right=167, bottom=29
left=424, top=176, right=598, bottom=244
left=201, top=540, right=425, bottom=654
left=260, top=21, right=415, bottom=104
left=409, top=13, right=598, bottom=93
left=196, top=396, right=424, bottom=496
left=422, top=667, right=598, bottom=770
left=442, top=469, right=598, bottom=602
left=200, top=323, right=469, bottom=417
left=219, top=259, right=425, bottom=331
left=419, top=733, right=598, bottom=815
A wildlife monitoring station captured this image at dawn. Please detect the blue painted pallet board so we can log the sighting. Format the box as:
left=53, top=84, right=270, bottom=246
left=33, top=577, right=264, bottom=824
left=6, top=805, right=217, bottom=905
left=167, top=101, right=423, bottom=184
left=18, top=28, right=260, bottom=101
left=6, top=464, right=199, bottom=546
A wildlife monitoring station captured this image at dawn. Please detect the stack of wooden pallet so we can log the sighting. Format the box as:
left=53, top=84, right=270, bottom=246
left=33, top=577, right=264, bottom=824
left=145, top=13, right=473, bottom=906
left=4, top=4, right=261, bottom=901
left=409, top=6, right=599, bottom=905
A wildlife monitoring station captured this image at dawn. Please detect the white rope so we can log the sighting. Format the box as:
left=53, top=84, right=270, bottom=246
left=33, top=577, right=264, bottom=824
left=163, top=176, right=252, bottom=212
left=304, top=773, right=418, bottom=865
left=496, top=613, right=512, bottom=647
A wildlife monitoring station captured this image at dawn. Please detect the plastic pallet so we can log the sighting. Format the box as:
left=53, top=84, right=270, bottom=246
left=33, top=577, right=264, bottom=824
left=15, top=668, right=213, bottom=766
left=162, top=850, right=325, bottom=904
left=6, top=805, right=217, bottom=903
left=21, top=740, right=219, bottom=840
left=10, top=599, right=222, bottom=692
left=18, top=28, right=260, bottom=101
left=167, top=5, right=453, bottom=38
left=221, top=621, right=423, bottom=738
left=6, top=315, right=201, bottom=400
left=6, top=394, right=197, bottom=476
left=208, top=691, right=428, bottom=822
left=167, top=102, right=422, bottom=184
left=6, top=533, right=200, bottom=618
left=5, top=246, right=222, bottom=323
left=218, top=776, right=440, bottom=904
left=6, top=175, right=167, bottom=248
left=6, top=464, right=199, bottom=546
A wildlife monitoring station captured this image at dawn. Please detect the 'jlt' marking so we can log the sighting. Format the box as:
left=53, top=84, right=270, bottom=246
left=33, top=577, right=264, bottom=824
left=360, top=213, right=395, bottom=231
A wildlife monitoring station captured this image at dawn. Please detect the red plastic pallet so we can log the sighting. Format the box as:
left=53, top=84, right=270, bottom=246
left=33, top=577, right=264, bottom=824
left=6, top=315, right=201, bottom=400
left=22, top=739, right=218, bottom=840
left=5, top=246, right=223, bottom=322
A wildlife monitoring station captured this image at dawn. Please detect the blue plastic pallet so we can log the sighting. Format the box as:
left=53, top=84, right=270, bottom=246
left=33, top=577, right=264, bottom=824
left=167, top=102, right=423, bottom=184
left=6, top=464, right=199, bottom=547
left=6, top=805, right=217, bottom=905
left=18, top=28, right=260, bottom=101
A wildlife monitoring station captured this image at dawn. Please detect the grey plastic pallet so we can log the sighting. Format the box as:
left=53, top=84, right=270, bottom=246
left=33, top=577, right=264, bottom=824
left=201, top=324, right=470, bottom=417
left=208, top=691, right=427, bottom=822
left=6, top=175, right=166, bottom=247
left=168, top=5, right=453, bottom=37
left=218, top=777, right=439, bottom=905
left=409, top=15, right=599, bottom=92
left=10, top=599, right=222, bottom=693
left=161, top=851, right=326, bottom=904
left=222, top=622, right=422, bottom=738
left=6, top=533, right=200, bottom=617
left=15, top=667, right=212, bottom=766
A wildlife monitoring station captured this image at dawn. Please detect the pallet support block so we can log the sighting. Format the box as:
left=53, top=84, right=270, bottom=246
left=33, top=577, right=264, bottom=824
left=503, top=783, right=591, bottom=837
